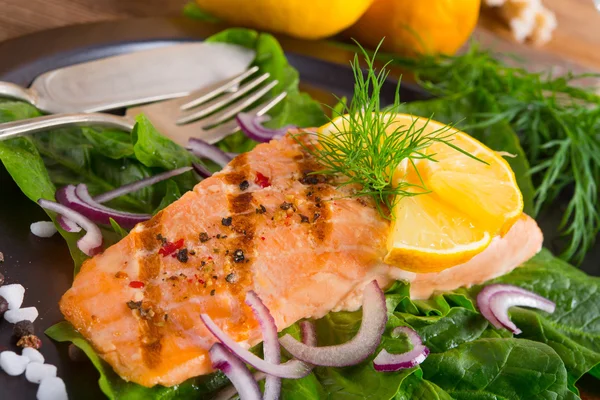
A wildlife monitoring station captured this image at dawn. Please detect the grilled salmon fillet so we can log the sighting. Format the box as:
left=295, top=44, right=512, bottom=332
left=60, top=133, right=543, bottom=387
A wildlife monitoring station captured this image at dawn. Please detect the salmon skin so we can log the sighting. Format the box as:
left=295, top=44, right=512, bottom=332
left=60, top=133, right=543, bottom=387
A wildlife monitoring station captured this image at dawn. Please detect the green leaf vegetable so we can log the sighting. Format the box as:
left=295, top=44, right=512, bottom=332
left=386, top=44, right=600, bottom=263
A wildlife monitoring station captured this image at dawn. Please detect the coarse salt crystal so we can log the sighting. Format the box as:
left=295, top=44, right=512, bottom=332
left=0, top=351, right=29, bottom=376
left=0, top=284, right=25, bottom=310
left=4, top=306, right=39, bottom=323
left=26, top=363, right=57, bottom=384
left=23, top=347, right=45, bottom=364
left=30, top=221, right=57, bottom=238
left=37, top=376, right=68, bottom=400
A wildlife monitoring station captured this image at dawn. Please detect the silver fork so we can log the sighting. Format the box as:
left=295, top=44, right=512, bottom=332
left=0, top=66, right=287, bottom=146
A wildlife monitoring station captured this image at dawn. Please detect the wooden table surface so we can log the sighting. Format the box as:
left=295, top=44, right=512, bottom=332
left=1, top=0, right=600, bottom=76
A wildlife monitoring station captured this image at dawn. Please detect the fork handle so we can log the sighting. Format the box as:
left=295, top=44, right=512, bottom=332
left=0, top=113, right=135, bottom=141
left=0, top=81, right=38, bottom=106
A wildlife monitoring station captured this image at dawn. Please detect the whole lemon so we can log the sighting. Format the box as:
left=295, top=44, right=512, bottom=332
left=347, top=0, right=481, bottom=56
left=195, top=0, right=375, bottom=40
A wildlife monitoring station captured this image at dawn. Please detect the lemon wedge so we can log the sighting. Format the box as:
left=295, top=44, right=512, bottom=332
left=319, top=113, right=523, bottom=273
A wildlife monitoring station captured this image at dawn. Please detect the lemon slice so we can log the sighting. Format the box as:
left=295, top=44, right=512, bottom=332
left=319, top=113, right=523, bottom=273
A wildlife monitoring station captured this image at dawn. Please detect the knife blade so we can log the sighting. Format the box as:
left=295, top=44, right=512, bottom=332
left=0, top=42, right=255, bottom=114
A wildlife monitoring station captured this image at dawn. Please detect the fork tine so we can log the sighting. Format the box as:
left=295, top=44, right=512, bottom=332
left=179, top=65, right=260, bottom=111
left=200, top=80, right=279, bottom=128
left=198, top=92, right=288, bottom=143
left=177, top=72, right=271, bottom=125
left=252, top=91, right=288, bottom=117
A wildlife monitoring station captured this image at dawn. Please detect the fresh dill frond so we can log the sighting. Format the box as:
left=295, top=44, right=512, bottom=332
left=307, top=43, right=480, bottom=216
left=387, top=43, right=600, bottom=263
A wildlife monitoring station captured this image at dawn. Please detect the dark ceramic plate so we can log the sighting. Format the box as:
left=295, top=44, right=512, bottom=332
left=0, top=17, right=597, bottom=400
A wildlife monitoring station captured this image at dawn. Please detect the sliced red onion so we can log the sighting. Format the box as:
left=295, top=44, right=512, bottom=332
left=192, top=162, right=213, bottom=178
left=373, top=327, right=430, bottom=372
left=488, top=290, right=556, bottom=335
left=57, top=215, right=81, bottom=233
left=245, top=291, right=280, bottom=400
left=187, top=138, right=233, bottom=168
left=93, top=166, right=192, bottom=203
left=56, top=184, right=151, bottom=229
left=209, top=343, right=261, bottom=400
left=477, top=284, right=556, bottom=334
left=38, top=199, right=103, bottom=256
left=201, top=314, right=313, bottom=379
left=213, top=372, right=266, bottom=400
left=279, top=280, right=387, bottom=367
left=236, top=112, right=293, bottom=142
left=300, top=321, right=317, bottom=347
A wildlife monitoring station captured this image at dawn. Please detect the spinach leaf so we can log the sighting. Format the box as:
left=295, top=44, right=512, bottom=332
left=397, top=307, right=489, bottom=354
left=109, top=218, right=129, bottom=240
left=154, top=180, right=182, bottom=212
left=0, top=100, right=42, bottom=122
left=0, top=136, right=55, bottom=203
left=267, top=92, right=328, bottom=129
left=132, top=115, right=196, bottom=170
left=82, top=128, right=134, bottom=160
left=421, top=338, right=578, bottom=400
left=401, top=98, right=535, bottom=214
left=33, top=128, right=151, bottom=213
left=395, top=372, right=453, bottom=400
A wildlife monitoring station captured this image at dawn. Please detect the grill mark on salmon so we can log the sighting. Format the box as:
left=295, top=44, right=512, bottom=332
left=139, top=286, right=164, bottom=369
left=134, top=214, right=165, bottom=368
left=226, top=190, right=256, bottom=296
left=294, top=151, right=333, bottom=244
left=223, top=153, right=248, bottom=185
left=229, top=192, right=254, bottom=214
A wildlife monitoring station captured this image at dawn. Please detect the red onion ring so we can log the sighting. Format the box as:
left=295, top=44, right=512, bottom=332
left=236, top=113, right=293, bottom=142
left=300, top=321, right=317, bottom=347
left=38, top=199, right=103, bottom=256
left=213, top=372, right=266, bottom=400
left=200, top=315, right=313, bottom=379
left=477, top=284, right=556, bottom=334
left=209, top=343, right=262, bottom=400
left=279, top=280, right=387, bottom=367
left=56, top=184, right=151, bottom=229
left=57, top=216, right=81, bottom=233
left=94, top=166, right=192, bottom=203
left=373, top=327, right=430, bottom=372
left=187, top=138, right=233, bottom=168
left=192, top=162, right=213, bottom=178
left=245, top=291, right=280, bottom=400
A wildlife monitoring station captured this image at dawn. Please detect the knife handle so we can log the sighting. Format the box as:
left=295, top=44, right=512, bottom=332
left=0, top=82, right=38, bottom=106
left=0, top=113, right=135, bottom=141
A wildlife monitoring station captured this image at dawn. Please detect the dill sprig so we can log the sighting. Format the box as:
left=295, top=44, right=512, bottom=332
left=308, top=44, right=479, bottom=216
left=388, top=43, right=600, bottom=263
